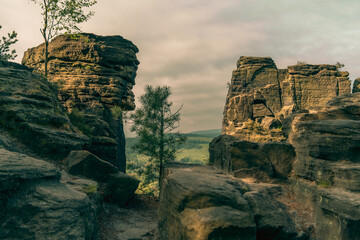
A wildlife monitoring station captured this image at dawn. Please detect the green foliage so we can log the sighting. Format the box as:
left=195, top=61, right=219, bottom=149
left=129, top=85, right=187, bottom=191
left=68, top=109, right=94, bottom=136
left=30, top=0, right=97, bottom=76
left=0, top=25, right=18, bottom=61
left=82, top=184, right=98, bottom=196
left=317, top=180, right=331, bottom=188
left=31, top=0, right=97, bottom=39
left=335, top=61, right=344, bottom=70
left=126, top=134, right=213, bottom=195
left=110, top=105, right=124, bottom=121
left=296, top=61, right=307, bottom=65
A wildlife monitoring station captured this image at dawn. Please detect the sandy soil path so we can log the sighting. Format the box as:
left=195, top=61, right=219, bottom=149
left=99, top=195, right=159, bottom=240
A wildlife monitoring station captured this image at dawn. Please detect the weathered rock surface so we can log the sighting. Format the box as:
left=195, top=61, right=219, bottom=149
left=288, top=93, right=360, bottom=190
left=65, top=150, right=118, bottom=182
left=22, top=33, right=139, bottom=165
left=287, top=93, right=360, bottom=239
left=64, top=150, right=139, bottom=206
left=103, top=172, right=140, bottom=206
left=0, top=60, right=88, bottom=159
left=0, top=148, right=99, bottom=240
left=22, top=33, right=139, bottom=113
left=222, top=56, right=351, bottom=141
left=353, top=77, right=360, bottom=93
left=209, top=134, right=295, bottom=181
left=159, top=164, right=303, bottom=240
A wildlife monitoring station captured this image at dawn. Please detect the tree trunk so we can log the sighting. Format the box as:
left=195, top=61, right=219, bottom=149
left=117, top=114, right=126, bottom=173
left=159, top=109, right=165, bottom=188
left=45, top=40, right=49, bottom=77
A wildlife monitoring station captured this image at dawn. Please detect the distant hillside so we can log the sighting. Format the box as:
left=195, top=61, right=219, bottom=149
left=126, top=129, right=221, bottom=166
left=184, top=129, right=221, bottom=138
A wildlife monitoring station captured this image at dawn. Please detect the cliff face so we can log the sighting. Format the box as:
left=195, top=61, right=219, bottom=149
left=158, top=56, right=359, bottom=240
left=0, top=58, right=139, bottom=239
left=22, top=33, right=139, bottom=113
left=22, top=33, right=140, bottom=166
left=223, top=56, right=351, bottom=141
left=0, top=60, right=87, bottom=159
left=205, top=58, right=360, bottom=239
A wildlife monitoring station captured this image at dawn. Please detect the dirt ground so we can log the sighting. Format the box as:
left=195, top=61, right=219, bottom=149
left=99, top=195, right=160, bottom=240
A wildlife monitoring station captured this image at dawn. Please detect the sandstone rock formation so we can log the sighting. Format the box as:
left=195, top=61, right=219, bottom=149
left=353, top=77, right=360, bottom=93
left=203, top=56, right=360, bottom=239
left=285, top=93, right=360, bottom=240
left=22, top=33, right=140, bottom=166
left=159, top=164, right=304, bottom=240
left=0, top=60, right=88, bottom=159
left=1, top=40, right=140, bottom=238
left=22, top=33, right=139, bottom=113
left=65, top=150, right=139, bottom=205
left=209, top=134, right=295, bottom=181
left=0, top=148, right=99, bottom=239
left=223, top=57, right=351, bottom=141
left=211, top=92, right=360, bottom=239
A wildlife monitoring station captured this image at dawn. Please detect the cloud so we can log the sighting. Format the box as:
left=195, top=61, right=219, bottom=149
left=1, top=0, right=360, bottom=134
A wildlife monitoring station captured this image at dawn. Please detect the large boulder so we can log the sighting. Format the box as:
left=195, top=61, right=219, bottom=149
left=209, top=135, right=295, bottom=181
left=159, top=164, right=303, bottom=240
left=222, top=57, right=351, bottom=141
left=243, top=188, right=299, bottom=240
left=0, top=148, right=99, bottom=240
left=64, top=150, right=118, bottom=182
left=64, top=150, right=139, bottom=206
left=0, top=60, right=88, bottom=159
left=287, top=93, right=360, bottom=239
left=159, top=164, right=256, bottom=240
left=288, top=93, right=360, bottom=189
left=103, top=172, right=140, bottom=206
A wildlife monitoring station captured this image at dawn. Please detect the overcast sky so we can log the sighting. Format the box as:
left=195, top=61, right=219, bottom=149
left=1, top=0, right=360, bottom=135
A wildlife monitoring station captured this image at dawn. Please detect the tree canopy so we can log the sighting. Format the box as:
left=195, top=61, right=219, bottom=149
left=129, top=85, right=187, bottom=189
left=31, top=0, right=97, bottom=76
left=0, top=25, right=18, bottom=61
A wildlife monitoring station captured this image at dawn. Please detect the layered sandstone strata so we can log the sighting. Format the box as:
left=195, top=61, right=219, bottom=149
left=22, top=33, right=139, bottom=165
left=22, top=33, right=139, bottom=113
left=223, top=56, right=351, bottom=141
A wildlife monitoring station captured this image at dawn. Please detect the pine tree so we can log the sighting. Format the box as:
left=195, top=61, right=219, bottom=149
left=0, top=25, right=18, bottom=61
left=130, top=85, right=187, bottom=186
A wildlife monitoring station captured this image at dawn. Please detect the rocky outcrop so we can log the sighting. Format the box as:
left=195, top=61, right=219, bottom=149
left=159, top=164, right=305, bottom=240
left=209, top=134, right=295, bottom=181
left=22, top=33, right=140, bottom=166
left=65, top=150, right=119, bottom=182
left=287, top=93, right=360, bottom=190
left=223, top=57, right=351, bottom=141
left=103, top=172, right=140, bottom=206
left=22, top=33, right=139, bottom=113
left=353, top=77, right=360, bottom=93
left=286, top=93, right=360, bottom=240
left=65, top=150, right=139, bottom=205
left=0, top=60, right=88, bottom=159
left=0, top=148, right=99, bottom=239
left=1, top=36, right=141, bottom=238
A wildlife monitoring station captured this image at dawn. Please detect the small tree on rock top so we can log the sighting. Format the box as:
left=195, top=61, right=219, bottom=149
left=129, top=85, right=187, bottom=188
left=30, top=0, right=97, bottom=76
left=0, top=25, right=18, bottom=61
